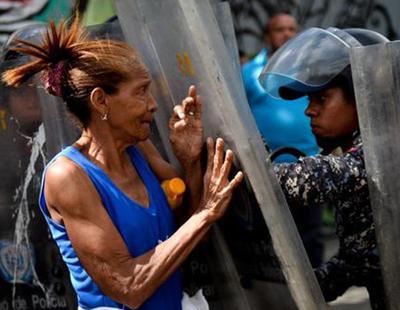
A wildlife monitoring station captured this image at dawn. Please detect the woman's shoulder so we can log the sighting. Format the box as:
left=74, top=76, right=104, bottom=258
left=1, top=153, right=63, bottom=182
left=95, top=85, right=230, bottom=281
left=47, top=154, right=84, bottom=181
left=45, top=155, right=92, bottom=200
left=44, top=154, right=103, bottom=217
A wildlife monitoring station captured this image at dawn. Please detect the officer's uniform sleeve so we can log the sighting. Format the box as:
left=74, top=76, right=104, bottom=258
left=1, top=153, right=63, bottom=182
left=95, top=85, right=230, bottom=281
left=273, top=149, right=367, bottom=207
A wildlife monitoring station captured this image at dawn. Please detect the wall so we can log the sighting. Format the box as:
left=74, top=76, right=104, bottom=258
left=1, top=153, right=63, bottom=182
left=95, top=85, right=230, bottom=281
left=227, top=0, right=399, bottom=55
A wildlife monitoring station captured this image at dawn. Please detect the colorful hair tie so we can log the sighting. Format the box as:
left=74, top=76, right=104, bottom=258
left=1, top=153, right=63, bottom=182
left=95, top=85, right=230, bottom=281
left=44, top=61, right=65, bottom=97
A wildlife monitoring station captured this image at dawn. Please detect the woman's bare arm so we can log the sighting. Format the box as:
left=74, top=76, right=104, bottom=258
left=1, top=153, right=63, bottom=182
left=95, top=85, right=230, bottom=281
left=137, top=139, right=179, bottom=180
left=45, top=138, right=242, bottom=309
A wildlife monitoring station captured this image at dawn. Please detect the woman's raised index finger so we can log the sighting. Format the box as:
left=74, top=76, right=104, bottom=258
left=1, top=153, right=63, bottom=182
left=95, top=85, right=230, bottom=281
left=188, top=85, right=196, bottom=98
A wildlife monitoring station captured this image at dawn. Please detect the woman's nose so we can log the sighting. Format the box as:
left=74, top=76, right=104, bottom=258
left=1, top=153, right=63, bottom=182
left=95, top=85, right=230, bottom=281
left=148, top=94, right=158, bottom=113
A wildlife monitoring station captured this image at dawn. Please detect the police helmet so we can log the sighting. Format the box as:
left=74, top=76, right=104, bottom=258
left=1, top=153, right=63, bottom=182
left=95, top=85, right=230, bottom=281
left=258, top=27, right=389, bottom=100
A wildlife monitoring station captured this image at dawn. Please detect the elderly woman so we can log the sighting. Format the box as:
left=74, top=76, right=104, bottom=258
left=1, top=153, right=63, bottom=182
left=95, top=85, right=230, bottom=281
left=3, top=19, right=243, bottom=310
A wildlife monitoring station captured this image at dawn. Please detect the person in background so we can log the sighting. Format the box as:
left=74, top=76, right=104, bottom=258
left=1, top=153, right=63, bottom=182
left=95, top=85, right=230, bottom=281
left=260, top=26, right=389, bottom=309
left=242, top=12, right=319, bottom=161
left=3, top=18, right=243, bottom=310
left=242, top=12, right=323, bottom=267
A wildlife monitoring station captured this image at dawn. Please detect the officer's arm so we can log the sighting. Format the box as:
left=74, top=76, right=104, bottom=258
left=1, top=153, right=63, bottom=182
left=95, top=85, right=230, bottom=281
left=274, top=150, right=366, bottom=207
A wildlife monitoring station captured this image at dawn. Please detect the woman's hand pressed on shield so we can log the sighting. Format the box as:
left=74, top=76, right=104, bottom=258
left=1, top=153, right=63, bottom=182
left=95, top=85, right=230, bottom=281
left=169, top=85, right=203, bottom=169
left=169, top=85, right=204, bottom=213
left=198, top=137, right=244, bottom=221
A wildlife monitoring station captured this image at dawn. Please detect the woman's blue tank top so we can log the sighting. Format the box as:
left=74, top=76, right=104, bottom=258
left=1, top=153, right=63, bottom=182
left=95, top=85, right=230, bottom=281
left=39, top=145, right=182, bottom=310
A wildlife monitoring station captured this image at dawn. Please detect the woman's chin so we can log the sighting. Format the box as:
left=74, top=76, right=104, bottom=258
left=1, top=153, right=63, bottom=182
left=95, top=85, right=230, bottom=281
left=134, top=131, right=151, bottom=143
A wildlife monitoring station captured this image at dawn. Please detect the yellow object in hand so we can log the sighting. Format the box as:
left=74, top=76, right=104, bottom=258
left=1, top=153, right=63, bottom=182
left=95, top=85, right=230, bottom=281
left=161, top=177, right=186, bottom=208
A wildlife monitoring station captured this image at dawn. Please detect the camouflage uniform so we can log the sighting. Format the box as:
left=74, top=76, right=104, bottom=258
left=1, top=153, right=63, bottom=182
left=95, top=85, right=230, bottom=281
left=274, top=137, right=386, bottom=309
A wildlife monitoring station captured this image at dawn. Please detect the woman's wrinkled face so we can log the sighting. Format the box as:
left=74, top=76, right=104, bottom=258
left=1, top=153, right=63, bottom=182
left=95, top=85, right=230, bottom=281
left=106, top=70, right=157, bottom=144
left=305, top=87, right=358, bottom=140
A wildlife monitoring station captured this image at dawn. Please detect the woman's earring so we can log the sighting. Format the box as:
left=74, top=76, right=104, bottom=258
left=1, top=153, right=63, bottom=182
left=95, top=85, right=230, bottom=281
left=101, top=112, right=108, bottom=121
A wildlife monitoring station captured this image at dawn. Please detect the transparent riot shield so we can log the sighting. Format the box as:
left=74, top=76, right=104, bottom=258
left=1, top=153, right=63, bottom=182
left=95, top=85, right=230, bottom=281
left=90, top=16, right=254, bottom=310
left=212, top=2, right=243, bottom=86
left=209, top=3, right=295, bottom=308
left=0, top=25, right=78, bottom=309
left=114, top=1, right=326, bottom=309
left=350, top=41, right=400, bottom=309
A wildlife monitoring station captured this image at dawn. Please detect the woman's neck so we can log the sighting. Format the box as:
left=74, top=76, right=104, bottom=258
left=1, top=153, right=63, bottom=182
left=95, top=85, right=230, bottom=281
left=75, top=121, right=134, bottom=173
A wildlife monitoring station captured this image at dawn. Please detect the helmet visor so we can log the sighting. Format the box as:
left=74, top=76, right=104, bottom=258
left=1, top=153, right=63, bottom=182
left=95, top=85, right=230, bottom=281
left=259, top=27, right=361, bottom=99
